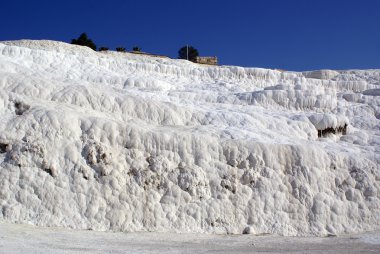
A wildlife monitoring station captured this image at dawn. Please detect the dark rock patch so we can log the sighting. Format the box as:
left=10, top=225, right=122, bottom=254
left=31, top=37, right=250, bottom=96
left=0, top=143, right=8, bottom=153
left=14, top=101, right=30, bottom=115
left=317, top=124, right=347, bottom=137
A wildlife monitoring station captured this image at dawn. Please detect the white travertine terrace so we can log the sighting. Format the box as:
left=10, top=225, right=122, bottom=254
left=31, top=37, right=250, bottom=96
left=0, top=40, right=379, bottom=236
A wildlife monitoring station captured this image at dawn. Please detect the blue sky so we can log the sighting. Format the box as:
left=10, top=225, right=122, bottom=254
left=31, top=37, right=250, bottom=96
left=1, top=0, right=379, bottom=71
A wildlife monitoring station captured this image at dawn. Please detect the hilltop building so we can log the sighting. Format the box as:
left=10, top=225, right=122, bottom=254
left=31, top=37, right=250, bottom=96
left=195, top=56, right=218, bottom=65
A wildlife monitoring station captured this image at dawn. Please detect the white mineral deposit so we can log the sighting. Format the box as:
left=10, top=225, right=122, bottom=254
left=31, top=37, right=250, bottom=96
left=0, top=41, right=379, bottom=244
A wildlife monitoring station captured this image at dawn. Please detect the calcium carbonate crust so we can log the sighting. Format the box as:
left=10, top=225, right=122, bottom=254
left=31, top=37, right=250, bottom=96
left=0, top=40, right=379, bottom=236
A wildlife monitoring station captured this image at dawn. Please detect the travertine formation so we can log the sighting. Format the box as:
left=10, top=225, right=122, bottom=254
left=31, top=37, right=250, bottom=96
left=0, top=40, right=379, bottom=236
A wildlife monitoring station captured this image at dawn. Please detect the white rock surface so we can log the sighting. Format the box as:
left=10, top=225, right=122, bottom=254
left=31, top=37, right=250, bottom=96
left=1, top=222, right=380, bottom=254
left=0, top=40, right=379, bottom=236
left=308, top=113, right=348, bottom=130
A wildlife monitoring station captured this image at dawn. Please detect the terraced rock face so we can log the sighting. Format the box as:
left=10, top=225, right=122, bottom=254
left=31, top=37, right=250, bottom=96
left=0, top=40, right=379, bottom=236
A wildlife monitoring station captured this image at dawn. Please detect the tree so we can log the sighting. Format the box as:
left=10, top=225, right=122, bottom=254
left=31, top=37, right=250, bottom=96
left=98, top=47, right=109, bottom=51
left=132, top=46, right=141, bottom=52
left=178, top=45, right=199, bottom=62
left=116, top=47, right=126, bottom=52
left=71, top=33, right=97, bottom=51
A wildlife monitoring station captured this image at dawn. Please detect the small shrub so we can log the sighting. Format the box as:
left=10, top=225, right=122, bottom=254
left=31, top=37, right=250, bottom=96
left=132, top=46, right=142, bottom=52
left=98, top=47, right=109, bottom=51
left=71, top=33, right=97, bottom=51
left=178, top=45, right=199, bottom=62
left=116, top=47, right=126, bottom=52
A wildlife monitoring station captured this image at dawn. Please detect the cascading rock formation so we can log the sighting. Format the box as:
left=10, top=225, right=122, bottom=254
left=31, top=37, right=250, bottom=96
left=0, top=40, right=379, bottom=236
